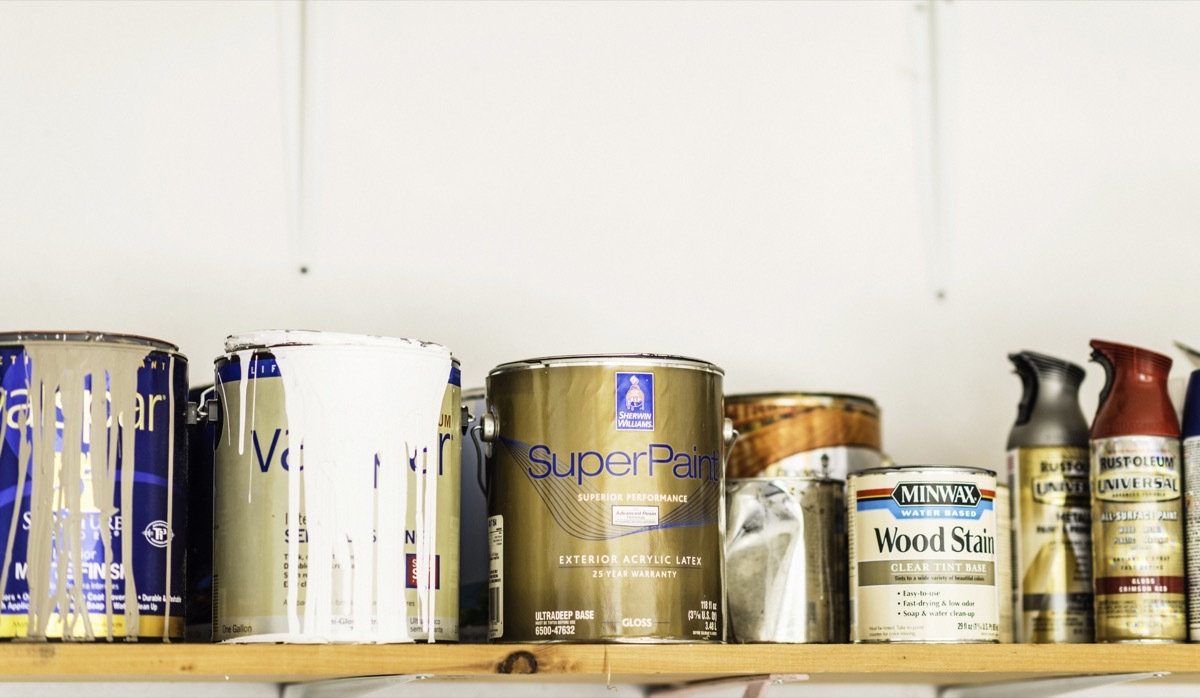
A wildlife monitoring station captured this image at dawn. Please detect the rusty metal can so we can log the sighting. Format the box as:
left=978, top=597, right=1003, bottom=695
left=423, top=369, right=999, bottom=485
left=481, top=354, right=729, bottom=643
left=725, top=393, right=880, bottom=480
left=725, top=477, right=846, bottom=643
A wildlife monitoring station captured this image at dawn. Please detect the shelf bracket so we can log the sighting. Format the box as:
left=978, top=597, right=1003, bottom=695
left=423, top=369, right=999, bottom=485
left=938, top=671, right=1169, bottom=698
left=645, top=673, right=808, bottom=698
left=279, top=673, right=432, bottom=698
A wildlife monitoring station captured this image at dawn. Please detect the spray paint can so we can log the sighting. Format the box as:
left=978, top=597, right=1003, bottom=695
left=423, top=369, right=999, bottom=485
left=1006, top=351, right=1093, bottom=643
left=1089, top=339, right=1185, bottom=642
left=1181, top=369, right=1200, bottom=641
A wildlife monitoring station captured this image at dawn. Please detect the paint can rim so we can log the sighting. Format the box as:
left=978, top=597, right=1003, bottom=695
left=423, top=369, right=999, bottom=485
left=488, top=353, right=723, bottom=376
left=0, top=330, right=179, bottom=354
left=224, top=330, right=449, bottom=356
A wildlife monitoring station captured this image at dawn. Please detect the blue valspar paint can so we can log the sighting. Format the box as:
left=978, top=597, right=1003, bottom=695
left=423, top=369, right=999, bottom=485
left=0, top=332, right=189, bottom=641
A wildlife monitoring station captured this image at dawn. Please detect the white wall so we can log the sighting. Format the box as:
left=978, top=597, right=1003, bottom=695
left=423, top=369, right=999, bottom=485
left=4, top=1, right=1198, bottom=471
left=1, top=1, right=1199, bottom=693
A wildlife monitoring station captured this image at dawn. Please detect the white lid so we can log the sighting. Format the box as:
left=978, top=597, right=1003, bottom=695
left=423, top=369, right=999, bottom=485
left=225, top=330, right=448, bottom=355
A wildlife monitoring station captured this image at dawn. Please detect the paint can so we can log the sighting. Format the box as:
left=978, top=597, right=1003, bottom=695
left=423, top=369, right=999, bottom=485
left=725, top=477, right=846, bottom=643
left=480, top=354, right=731, bottom=643
left=1182, top=369, right=1200, bottom=642
left=848, top=466, right=999, bottom=644
left=1089, top=340, right=1185, bottom=643
left=725, top=393, right=880, bottom=480
left=212, top=330, right=458, bottom=643
left=459, top=387, right=489, bottom=642
left=185, top=384, right=216, bottom=642
left=1005, top=351, right=1093, bottom=643
left=0, top=332, right=189, bottom=641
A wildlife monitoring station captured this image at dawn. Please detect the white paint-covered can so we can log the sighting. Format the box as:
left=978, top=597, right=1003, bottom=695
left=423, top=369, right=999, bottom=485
left=212, top=330, right=458, bottom=643
left=848, top=466, right=1000, bottom=643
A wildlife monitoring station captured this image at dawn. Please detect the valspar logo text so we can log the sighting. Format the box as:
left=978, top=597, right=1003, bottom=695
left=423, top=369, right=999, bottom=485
left=616, top=372, right=654, bottom=431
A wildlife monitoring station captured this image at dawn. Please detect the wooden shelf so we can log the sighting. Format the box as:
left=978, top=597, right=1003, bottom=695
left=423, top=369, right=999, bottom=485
left=0, top=643, right=1197, bottom=685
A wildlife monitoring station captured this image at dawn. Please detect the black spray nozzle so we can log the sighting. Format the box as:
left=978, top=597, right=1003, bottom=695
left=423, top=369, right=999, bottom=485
left=1007, top=350, right=1089, bottom=449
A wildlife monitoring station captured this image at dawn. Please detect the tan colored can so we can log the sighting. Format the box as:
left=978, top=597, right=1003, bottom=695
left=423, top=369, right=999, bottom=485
left=213, top=350, right=461, bottom=642
left=725, top=393, right=880, bottom=480
left=483, top=354, right=728, bottom=643
left=848, top=466, right=999, bottom=643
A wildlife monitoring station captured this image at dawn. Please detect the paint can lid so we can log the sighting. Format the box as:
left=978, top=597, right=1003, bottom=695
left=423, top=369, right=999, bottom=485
left=225, top=330, right=449, bottom=356
left=488, top=353, right=723, bottom=376
left=0, top=331, right=178, bottom=353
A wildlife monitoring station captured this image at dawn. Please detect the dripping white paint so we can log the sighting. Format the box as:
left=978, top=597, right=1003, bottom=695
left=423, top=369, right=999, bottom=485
left=0, top=332, right=188, bottom=641
left=213, top=330, right=459, bottom=643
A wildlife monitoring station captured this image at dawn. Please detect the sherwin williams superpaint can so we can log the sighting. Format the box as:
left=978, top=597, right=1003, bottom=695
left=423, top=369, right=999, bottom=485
left=1005, top=351, right=1093, bottom=643
left=1089, top=340, right=1185, bottom=643
left=483, top=354, right=728, bottom=643
left=1182, top=370, right=1200, bottom=642
left=725, top=478, right=846, bottom=643
left=459, top=388, right=489, bottom=642
left=213, top=332, right=459, bottom=643
left=0, top=332, right=188, bottom=641
left=848, top=466, right=999, bottom=644
left=725, top=393, right=880, bottom=480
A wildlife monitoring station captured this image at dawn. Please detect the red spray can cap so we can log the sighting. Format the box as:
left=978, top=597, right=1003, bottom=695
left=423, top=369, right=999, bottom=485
left=1089, top=339, right=1179, bottom=439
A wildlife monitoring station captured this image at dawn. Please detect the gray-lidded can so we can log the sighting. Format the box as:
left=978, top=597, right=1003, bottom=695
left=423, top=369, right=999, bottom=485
left=848, top=465, right=1000, bottom=644
left=481, top=354, right=729, bottom=643
left=1006, top=351, right=1093, bottom=644
left=725, top=478, right=846, bottom=643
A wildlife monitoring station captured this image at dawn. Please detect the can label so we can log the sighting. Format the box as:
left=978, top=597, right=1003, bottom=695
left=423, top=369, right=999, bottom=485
left=849, top=468, right=999, bottom=643
left=214, top=356, right=460, bottom=641
left=1090, top=435, right=1185, bottom=642
left=488, top=361, right=724, bottom=642
left=1186, top=436, right=1200, bottom=641
left=1008, top=446, right=1093, bottom=643
left=0, top=344, right=187, bottom=639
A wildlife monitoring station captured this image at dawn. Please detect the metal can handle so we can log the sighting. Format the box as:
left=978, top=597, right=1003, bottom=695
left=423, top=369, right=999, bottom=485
left=722, top=417, right=739, bottom=470
left=470, top=412, right=498, bottom=496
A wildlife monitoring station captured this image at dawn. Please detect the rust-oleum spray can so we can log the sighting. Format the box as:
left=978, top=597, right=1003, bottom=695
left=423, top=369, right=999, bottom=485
left=1181, top=369, right=1200, bottom=641
left=1088, top=339, right=1186, bottom=642
left=1006, top=351, right=1093, bottom=643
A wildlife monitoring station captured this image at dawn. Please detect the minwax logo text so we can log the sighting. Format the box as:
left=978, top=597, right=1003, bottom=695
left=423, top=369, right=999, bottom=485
left=892, top=482, right=981, bottom=507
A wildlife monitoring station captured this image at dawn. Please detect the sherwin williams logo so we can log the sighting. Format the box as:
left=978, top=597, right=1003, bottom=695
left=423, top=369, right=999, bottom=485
left=616, top=372, right=654, bottom=431
left=892, top=482, right=981, bottom=507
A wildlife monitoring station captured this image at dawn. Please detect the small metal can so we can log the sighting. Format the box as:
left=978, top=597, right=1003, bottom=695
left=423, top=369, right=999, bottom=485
left=725, top=478, right=846, bottom=643
left=725, top=393, right=880, bottom=480
left=848, top=465, right=999, bottom=643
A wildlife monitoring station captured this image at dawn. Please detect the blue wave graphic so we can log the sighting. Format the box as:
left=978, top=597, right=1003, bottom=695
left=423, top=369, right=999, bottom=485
left=499, top=438, right=719, bottom=540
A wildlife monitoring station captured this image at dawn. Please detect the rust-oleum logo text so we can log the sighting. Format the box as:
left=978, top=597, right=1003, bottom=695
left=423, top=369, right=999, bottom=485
left=891, top=482, right=981, bottom=507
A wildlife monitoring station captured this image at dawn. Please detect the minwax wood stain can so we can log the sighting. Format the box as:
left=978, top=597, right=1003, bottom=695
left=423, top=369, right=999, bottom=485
left=481, top=354, right=729, bottom=643
left=848, top=466, right=999, bottom=643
